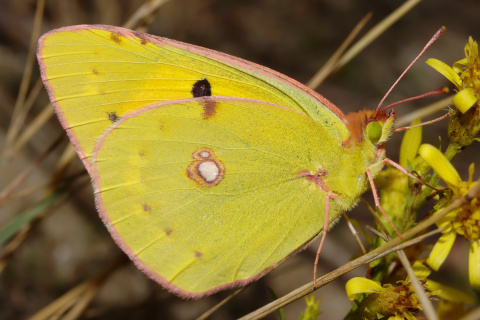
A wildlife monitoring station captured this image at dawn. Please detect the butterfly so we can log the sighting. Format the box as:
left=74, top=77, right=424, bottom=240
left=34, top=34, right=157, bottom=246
left=37, top=24, right=396, bottom=298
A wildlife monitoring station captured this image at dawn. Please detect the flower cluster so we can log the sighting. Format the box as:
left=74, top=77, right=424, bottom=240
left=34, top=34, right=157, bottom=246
left=344, top=36, right=480, bottom=319
left=419, top=144, right=480, bottom=287
left=427, top=37, right=480, bottom=148
left=427, top=37, right=480, bottom=114
left=345, top=262, right=474, bottom=319
left=420, top=36, right=480, bottom=288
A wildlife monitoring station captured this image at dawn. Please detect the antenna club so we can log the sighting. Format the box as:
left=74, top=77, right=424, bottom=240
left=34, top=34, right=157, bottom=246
left=438, top=26, right=446, bottom=36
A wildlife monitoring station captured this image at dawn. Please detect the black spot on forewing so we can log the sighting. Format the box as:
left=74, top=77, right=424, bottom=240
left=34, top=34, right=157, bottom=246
left=192, top=79, right=212, bottom=98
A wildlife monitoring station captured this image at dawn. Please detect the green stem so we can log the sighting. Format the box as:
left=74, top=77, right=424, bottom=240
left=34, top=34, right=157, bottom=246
left=444, top=141, right=462, bottom=161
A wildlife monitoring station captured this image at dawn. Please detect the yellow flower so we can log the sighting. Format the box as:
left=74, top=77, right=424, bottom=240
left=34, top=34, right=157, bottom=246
left=417, top=144, right=461, bottom=188
left=399, top=119, right=423, bottom=169
left=345, top=262, right=474, bottom=320
left=418, top=144, right=480, bottom=287
left=426, top=37, right=480, bottom=113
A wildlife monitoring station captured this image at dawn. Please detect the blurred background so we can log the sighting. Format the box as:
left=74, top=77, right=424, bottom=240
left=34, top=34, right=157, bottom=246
left=0, top=0, right=479, bottom=319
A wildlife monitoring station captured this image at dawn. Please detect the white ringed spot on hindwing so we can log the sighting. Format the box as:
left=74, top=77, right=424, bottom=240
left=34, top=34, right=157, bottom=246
left=186, top=148, right=224, bottom=187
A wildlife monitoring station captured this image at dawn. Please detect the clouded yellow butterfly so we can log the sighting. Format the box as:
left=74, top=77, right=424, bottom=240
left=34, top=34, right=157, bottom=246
left=37, top=25, right=395, bottom=298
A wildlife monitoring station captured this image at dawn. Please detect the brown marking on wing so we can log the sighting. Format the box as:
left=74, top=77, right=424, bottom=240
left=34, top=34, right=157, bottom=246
left=106, top=111, right=119, bottom=123
left=201, top=98, right=217, bottom=120
left=142, top=203, right=152, bottom=212
left=110, top=33, right=122, bottom=45
left=132, top=31, right=149, bottom=45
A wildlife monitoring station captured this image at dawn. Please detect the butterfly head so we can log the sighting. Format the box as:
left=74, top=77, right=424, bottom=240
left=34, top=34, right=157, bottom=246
left=344, top=108, right=396, bottom=147
left=368, top=108, right=396, bottom=145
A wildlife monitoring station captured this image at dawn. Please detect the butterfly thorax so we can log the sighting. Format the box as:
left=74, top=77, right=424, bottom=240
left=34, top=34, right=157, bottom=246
left=318, top=108, right=396, bottom=211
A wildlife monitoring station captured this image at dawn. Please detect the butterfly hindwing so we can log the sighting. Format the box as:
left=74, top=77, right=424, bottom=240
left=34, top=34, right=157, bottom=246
left=92, top=97, right=347, bottom=297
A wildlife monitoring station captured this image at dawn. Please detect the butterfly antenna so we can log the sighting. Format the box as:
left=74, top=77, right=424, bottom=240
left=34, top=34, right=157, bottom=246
left=376, top=26, right=446, bottom=112
left=394, top=112, right=450, bottom=132
left=379, top=86, right=449, bottom=112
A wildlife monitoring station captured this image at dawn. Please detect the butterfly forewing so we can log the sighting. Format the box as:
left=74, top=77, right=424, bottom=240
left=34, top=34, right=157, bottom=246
left=37, top=25, right=348, bottom=170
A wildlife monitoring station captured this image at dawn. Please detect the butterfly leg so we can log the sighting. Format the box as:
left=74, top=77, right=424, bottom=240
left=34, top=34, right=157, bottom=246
left=381, top=157, right=440, bottom=191
left=365, top=156, right=430, bottom=240
left=313, top=192, right=339, bottom=286
left=365, top=168, right=405, bottom=240
left=299, top=170, right=341, bottom=285
left=383, top=158, right=422, bottom=181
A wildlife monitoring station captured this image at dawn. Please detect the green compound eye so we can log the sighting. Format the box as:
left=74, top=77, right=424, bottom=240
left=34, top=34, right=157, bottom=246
left=366, top=121, right=382, bottom=143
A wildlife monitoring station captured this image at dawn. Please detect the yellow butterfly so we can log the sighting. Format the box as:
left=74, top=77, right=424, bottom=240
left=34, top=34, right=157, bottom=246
left=37, top=25, right=395, bottom=298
